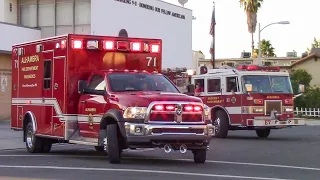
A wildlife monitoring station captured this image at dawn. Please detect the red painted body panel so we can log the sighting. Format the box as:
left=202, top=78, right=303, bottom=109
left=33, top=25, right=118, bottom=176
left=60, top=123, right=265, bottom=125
left=11, top=34, right=202, bottom=141
left=201, top=92, right=294, bottom=126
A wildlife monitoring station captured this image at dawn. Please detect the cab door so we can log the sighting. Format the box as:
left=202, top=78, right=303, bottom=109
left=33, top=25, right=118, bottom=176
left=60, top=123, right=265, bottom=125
left=222, top=76, right=242, bottom=125
left=78, top=74, right=108, bottom=139
left=204, top=77, right=223, bottom=107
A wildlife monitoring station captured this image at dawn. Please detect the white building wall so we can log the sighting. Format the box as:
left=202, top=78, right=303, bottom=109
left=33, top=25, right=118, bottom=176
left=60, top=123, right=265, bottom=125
left=0, top=22, right=41, bottom=51
left=19, top=0, right=91, bottom=38
left=3, top=0, right=18, bottom=24
left=91, top=0, right=193, bottom=69
left=0, top=0, right=5, bottom=22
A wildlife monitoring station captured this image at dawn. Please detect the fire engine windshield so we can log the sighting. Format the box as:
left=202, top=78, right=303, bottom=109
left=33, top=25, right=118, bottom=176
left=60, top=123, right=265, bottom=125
left=108, top=73, right=180, bottom=93
left=242, top=75, right=293, bottom=94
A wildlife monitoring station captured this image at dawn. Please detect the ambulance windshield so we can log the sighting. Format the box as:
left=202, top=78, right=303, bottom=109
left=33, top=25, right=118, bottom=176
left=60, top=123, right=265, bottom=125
left=108, top=73, right=179, bottom=93
left=242, top=75, right=293, bottom=94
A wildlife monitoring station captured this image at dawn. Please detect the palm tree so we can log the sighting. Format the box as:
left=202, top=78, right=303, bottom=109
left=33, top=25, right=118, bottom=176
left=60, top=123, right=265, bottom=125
left=260, top=39, right=276, bottom=57
left=239, top=0, right=263, bottom=56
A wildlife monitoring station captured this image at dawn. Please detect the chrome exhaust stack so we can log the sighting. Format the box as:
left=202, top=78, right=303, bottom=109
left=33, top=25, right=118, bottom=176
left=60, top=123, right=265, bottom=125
left=179, top=144, right=187, bottom=154
left=164, top=144, right=172, bottom=153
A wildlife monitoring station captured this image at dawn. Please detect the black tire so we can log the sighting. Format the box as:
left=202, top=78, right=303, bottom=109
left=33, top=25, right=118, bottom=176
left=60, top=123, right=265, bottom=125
left=214, top=110, right=229, bottom=138
left=94, top=146, right=105, bottom=152
left=106, top=124, right=121, bottom=164
left=25, top=122, right=42, bottom=153
left=193, top=149, right=207, bottom=163
left=256, top=129, right=271, bottom=138
left=41, top=140, right=52, bottom=153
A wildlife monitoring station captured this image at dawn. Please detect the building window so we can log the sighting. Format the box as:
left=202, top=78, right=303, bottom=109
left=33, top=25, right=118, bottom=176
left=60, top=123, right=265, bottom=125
left=9, top=3, right=12, bottom=12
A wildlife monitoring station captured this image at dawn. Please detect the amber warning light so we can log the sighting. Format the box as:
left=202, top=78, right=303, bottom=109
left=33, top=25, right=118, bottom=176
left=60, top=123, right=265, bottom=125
left=67, top=39, right=160, bottom=53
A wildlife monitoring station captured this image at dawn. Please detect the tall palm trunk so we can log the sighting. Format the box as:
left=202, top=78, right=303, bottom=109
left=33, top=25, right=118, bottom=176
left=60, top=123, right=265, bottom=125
left=251, top=32, right=254, bottom=56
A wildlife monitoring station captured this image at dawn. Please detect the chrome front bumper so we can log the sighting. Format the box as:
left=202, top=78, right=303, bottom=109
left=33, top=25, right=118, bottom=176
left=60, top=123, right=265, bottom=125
left=247, top=117, right=306, bottom=127
left=124, top=122, right=215, bottom=142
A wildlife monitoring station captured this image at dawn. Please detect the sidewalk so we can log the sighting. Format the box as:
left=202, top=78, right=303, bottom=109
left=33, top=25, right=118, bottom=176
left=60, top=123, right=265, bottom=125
left=0, top=120, right=25, bottom=150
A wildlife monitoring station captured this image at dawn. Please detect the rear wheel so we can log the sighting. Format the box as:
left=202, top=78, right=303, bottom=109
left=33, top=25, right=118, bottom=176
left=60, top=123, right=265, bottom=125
left=214, top=110, right=229, bottom=138
left=256, top=128, right=271, bottom=138
left=106, top=124, right=121, bottom=164
left=193, top=149, right=206, bottom=163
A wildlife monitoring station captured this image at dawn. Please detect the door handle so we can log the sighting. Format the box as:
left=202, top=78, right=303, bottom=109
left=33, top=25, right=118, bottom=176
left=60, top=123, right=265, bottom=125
left=81, top=100, right=86, bottom=104
left=54, top=83, right=58, bottom=90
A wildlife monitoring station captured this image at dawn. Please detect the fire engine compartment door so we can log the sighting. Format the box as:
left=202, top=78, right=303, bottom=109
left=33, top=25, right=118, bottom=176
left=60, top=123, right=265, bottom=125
left=52, top=56, right=66, bottom=137
left=223, top=76, right=242, bottom=125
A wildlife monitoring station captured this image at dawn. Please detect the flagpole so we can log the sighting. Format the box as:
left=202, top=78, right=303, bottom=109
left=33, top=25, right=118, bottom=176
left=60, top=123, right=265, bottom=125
left=212, top=1, right=216, bottom=69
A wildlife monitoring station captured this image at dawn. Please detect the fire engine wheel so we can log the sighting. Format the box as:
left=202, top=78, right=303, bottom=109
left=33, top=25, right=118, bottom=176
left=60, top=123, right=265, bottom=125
left=256, top=128, right=271, bottom=138
left=192, top=149, right=207, bottom=163
left=214, top=110, right=229, bottom=138
left=106, top=124, right=121, bottom=164
left=94, top=146, right=105, bottom=152
left=25, top=122, right=52, bottom=153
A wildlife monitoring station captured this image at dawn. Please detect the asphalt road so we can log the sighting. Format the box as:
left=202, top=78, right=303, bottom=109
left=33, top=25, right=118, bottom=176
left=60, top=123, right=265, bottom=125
left=0, top=126, right=320, bottom=180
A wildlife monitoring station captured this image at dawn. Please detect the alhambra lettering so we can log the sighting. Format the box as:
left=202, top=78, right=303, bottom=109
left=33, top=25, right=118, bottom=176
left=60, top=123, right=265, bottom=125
left=114, top=0, right=185, bottom=19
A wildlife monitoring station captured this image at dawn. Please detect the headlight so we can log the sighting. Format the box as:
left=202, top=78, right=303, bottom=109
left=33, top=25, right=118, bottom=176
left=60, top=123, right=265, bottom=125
left=203, top=105, right=211, bottom=121
left=283, top=107, right=294, bottom=113
left=123, top=107, right=147, bottom=119
left=253, top=107, right=264, bottom=113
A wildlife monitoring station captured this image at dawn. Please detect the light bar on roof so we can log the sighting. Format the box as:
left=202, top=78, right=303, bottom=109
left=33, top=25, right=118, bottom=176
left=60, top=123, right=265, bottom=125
left=72, top=40, right=83, bottom=49
left=131, top=42, right=141, bottom=51
left=87, top=40, right=99, bottom=49
left=103, top=40, right=114, bottom=50
left=151, top=44, right=159, bottom=53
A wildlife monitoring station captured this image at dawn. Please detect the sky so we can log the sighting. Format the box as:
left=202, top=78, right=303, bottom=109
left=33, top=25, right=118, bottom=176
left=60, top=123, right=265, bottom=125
left=164, top=0, right=320, bottom=59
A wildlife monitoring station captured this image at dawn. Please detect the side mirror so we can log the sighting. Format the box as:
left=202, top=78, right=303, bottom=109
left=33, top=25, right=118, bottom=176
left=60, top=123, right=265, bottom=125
left=245, top=84, right=252, bottom=92
left=78, top=80, right=88, bottom=94
left=298, top=84, right=305, bottom=93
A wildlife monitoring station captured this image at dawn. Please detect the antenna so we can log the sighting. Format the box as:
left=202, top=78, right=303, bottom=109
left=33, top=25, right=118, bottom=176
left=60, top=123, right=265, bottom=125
left=178, top=0, right=188, bottom=7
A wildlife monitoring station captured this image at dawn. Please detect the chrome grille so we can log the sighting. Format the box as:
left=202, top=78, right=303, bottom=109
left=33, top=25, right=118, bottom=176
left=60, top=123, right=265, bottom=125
left=265, top=100, right=282, bottom=115
left=147, top=102, right=204, bottom=123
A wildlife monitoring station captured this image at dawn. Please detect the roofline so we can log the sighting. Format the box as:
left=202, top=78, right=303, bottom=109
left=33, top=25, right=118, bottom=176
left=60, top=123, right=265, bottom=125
left=290, top=53, right=318, bottom=67
left=0, top=50, right=11, bottom=54
left=0, top=21, right=40, bottom=30
left=156, top=0, right=193, bottom=11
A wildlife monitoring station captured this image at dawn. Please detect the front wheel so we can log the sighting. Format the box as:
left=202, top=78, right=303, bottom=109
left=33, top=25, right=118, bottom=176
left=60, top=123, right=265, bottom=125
left=214, top=110, right=229, bottom=138
left=256, top=128, right=271, bottom=138
left=25, top=122, right=47, bottom=153
left=193, top=149, right=207, bottom=163
left=106, top=124, right=121, bottom=164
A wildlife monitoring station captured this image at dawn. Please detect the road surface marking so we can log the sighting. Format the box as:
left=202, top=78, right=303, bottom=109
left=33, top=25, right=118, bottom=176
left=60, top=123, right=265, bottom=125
left=0, top=165, right=293, bottom=180
left=0, top=154, right=319, bottom=171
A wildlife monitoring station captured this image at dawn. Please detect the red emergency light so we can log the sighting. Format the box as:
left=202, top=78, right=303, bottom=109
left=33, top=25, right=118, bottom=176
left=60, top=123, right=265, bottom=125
left=70, top=38, right=160, bottom=54
left=237, top=65, right=280, bottom=72
left=72, top=40, right=83, bottom=49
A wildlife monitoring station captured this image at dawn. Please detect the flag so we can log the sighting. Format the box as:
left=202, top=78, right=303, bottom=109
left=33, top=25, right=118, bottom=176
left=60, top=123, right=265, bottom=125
left=209, top=3, right=216, bottom=68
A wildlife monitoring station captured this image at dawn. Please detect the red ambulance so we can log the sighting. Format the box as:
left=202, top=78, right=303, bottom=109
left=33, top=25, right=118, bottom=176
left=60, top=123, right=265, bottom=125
left=10, top=34, right=215, bottom=164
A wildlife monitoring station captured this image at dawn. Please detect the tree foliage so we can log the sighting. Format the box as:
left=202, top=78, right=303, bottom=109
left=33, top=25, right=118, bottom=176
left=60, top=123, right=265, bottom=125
left=290, top=69, right=320, bottom=108
left=306, top=37, right=320, bottom=54
left=253, top=39, right=276, bottom=58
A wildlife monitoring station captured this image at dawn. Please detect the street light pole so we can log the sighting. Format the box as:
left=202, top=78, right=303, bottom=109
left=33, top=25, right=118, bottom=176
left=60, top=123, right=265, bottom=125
left=257, top=21, right=290, bottom=66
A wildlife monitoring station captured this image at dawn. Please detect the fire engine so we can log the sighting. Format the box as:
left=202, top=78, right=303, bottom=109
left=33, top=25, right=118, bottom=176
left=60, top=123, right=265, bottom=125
left=10, top=34, right=215, bottom=164
left=186, top=64, right=307, bottom=139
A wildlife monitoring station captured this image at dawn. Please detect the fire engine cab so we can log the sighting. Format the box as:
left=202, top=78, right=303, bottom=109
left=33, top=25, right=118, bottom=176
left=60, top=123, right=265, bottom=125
left=11, top=34, right=215, bottom=164
left=188, top=64, right=306, bottom=138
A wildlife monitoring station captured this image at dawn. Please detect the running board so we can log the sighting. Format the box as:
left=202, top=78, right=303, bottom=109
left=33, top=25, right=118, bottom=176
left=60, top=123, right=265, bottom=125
left=68, top=140, right=97, bottom=146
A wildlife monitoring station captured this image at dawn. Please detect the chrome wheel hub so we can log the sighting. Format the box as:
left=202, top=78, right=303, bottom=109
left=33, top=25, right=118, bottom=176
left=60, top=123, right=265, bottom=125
left=215, top=117, right=220, bottom=133
left=26, top=128, right=34, bottom=148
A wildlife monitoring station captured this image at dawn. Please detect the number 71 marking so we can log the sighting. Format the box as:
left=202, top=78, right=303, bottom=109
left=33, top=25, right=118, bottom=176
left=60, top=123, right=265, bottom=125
left=146, top=57, right=157, bottom=67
